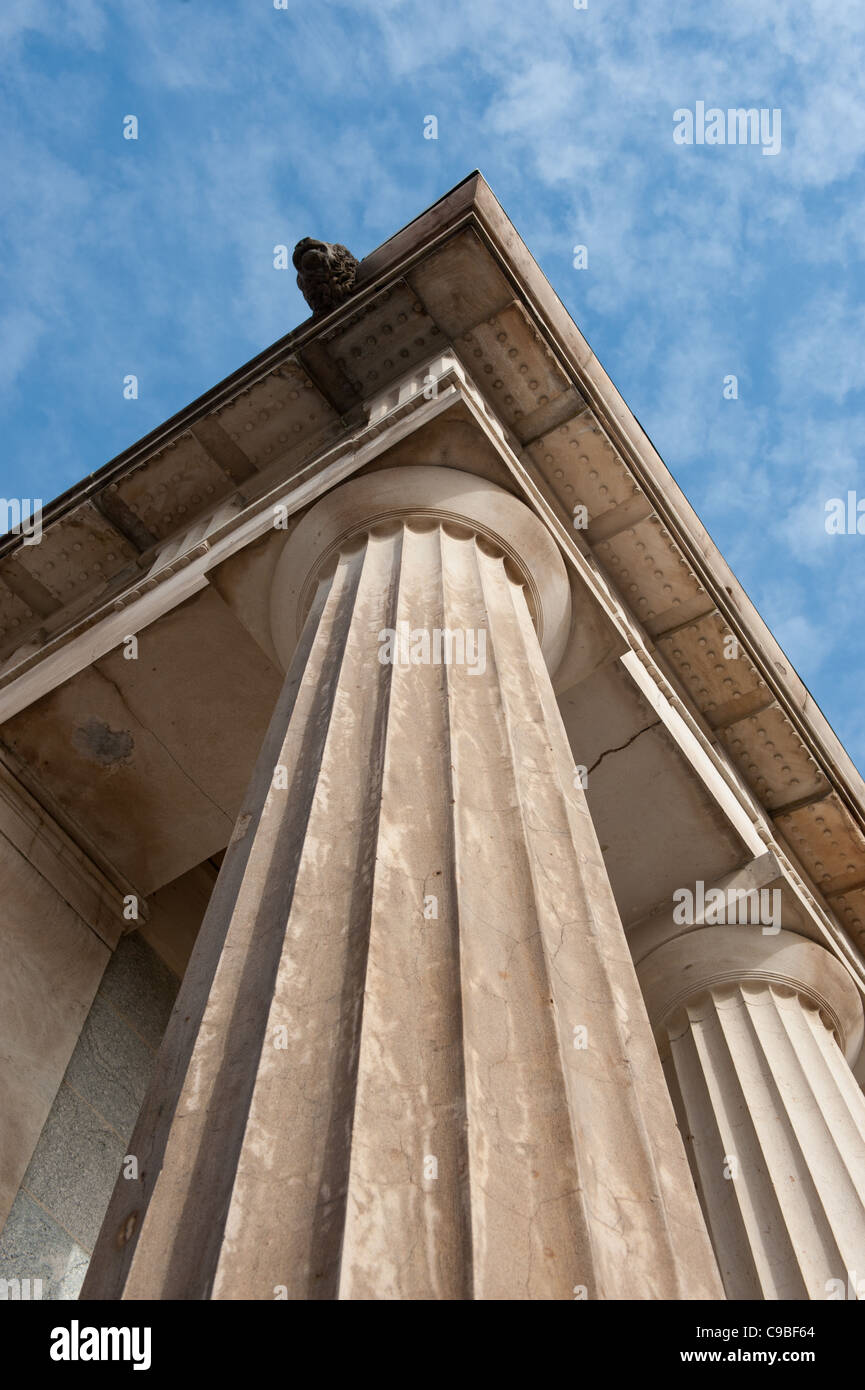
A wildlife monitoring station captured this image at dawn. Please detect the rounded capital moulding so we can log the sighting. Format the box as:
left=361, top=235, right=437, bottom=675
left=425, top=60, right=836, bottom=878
left=637, top=925, right=865, bottom=1065
left=269, top=465, right=572, bottom=677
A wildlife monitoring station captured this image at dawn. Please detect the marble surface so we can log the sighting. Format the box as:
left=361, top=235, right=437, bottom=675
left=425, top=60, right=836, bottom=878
left=82, top=473, right=722, bottom=1300
left=0, top=932, right=178, bottom=1298
left=0, top=827, right=108, bottom=1232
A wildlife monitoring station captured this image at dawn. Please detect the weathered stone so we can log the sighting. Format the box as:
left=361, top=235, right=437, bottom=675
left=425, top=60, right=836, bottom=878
left=293, top=237, right=359, bottom=315
left=80, top=469, right=722, bottom=1301
left=1, top=176, right=864, bottom=1305
left=639, top=926, right=865, bottom=1299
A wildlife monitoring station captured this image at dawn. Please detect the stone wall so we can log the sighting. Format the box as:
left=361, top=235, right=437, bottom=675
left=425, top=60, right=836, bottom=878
left=0, top=932, right=177, bottom=1300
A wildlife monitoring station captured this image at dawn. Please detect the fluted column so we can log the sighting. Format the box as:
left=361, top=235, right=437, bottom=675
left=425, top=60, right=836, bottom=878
left=82, top=466, right=721, bottom=1301
left=638, top=926, right=865, bottom=1300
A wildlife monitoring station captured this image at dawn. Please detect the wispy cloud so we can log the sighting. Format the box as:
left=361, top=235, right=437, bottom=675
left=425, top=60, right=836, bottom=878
left=1, top=0, right=863, bottom=767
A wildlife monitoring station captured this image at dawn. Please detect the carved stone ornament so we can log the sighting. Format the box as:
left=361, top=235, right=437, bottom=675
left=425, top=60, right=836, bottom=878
left=293, top=237, right=359, bottom=314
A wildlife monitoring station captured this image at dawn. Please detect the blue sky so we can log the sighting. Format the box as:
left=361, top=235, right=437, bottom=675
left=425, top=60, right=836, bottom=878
left=2, top=0, right=865, bottom=769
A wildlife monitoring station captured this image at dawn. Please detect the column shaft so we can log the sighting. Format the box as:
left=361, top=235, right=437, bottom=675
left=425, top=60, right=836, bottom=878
left=665, top=983, right=865, bottom=1299
left=83, top=516, right=721, bottom=1300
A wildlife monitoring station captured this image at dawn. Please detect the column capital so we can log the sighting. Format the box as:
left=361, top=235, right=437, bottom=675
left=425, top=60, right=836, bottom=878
left=637, top=925, right=864, bottom=1064
left=269, top=465, right=572, bottom=677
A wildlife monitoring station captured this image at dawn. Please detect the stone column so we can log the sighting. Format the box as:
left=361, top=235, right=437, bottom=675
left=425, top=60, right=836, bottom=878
left=82, top=466, right=721, bottom=1301
left=638, top=926, right=865, bottom=1300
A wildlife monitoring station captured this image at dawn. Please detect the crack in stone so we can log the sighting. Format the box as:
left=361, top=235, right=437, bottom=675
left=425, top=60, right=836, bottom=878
left=585, top=721, right=661, bottom=778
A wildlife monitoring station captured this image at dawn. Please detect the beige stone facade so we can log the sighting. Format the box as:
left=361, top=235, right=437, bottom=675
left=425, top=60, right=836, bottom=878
left=1, top=174, right=864, bottom=1300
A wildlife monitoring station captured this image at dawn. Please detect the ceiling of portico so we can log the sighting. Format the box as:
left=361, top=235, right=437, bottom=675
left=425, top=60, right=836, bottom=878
left=0, top=586, right=281, bottom=895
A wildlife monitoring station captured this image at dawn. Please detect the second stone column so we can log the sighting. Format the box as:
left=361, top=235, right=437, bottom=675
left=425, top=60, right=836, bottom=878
left=638, top=925, right=865, bottom=1299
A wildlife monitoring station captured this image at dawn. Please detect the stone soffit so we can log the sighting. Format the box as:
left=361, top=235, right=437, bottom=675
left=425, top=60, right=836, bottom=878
left=2, top=170, right=865, bottom=969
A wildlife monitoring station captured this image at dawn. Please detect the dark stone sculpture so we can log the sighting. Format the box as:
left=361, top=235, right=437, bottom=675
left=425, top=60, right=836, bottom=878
left=293, top=237, right=359, bottom=315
